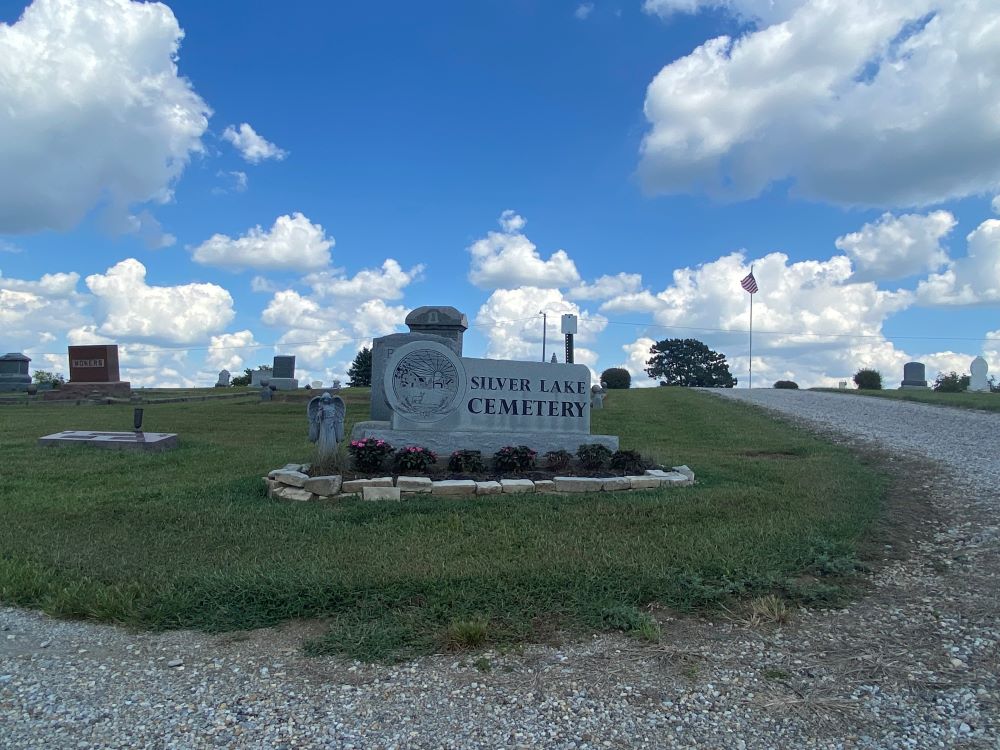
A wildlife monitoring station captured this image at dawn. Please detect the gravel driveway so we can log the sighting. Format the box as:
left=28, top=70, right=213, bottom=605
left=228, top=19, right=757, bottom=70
left=3, top=390, right=998, bottom=749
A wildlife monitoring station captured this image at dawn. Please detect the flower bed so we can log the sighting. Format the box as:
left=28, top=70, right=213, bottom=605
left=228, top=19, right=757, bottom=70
left=264, top=464, right=695, bottom=502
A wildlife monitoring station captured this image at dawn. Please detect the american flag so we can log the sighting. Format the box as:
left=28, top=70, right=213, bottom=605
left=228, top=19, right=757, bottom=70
left=740, top=270, right=758, bottom=294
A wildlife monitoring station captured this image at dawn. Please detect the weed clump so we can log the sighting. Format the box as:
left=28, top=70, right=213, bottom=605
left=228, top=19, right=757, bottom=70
left=577, top=443, right=612, bottom=470
left=493, top=446, right=536, bottom=472
left=448, top=449, right=485, bottom=473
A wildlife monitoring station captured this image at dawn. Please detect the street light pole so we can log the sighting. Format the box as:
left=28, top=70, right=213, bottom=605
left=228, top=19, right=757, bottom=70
left=539, top=311, right=547, bottom=362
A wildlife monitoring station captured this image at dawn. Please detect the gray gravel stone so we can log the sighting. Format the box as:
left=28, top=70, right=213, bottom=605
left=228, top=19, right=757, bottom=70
left=3, top=390, right=998, bottom=748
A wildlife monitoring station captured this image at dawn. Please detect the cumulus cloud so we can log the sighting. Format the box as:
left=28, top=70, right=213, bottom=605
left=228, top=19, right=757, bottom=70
left=85, top=258, right=235, bottom=343
left=0, top=270, right=89, bottom=370
left=222, top=123, right=287, bottom=164
left=474, top=287, right=607, bottom=373
left=916, top=219, right=1000, bottom=305
left=638, top=0, right=1000, bottom=207
left=643, top=0, right=803, bottom=24
left=192, top=213, right=333, bottom=272
left=835, top=211, right=955, bottom=282
left=0, top=0, right=210, bottom=235
left=568, top=272, right=644, bottom=301
left=620, top=337, right=660, bottom=388
left=468, top=212, right=581, bottom=289
left=212, top=170, right=248, bottom=195
left=611, top=250, right=915, bottom=387
left=574, top=3, right=595, bottom=20
left=303, top=259, right=424, bottom=300
left=992, top=196, right=1000, bottom=214
left=205, top=329, right=260, bottom=373
left=258, top=257, right=422, bottom=379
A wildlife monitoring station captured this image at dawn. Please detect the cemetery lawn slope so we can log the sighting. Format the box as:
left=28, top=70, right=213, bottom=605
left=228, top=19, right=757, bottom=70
left=0, top=388, right=885, bottom=660
left=813, top=387, right=1000, bottom=413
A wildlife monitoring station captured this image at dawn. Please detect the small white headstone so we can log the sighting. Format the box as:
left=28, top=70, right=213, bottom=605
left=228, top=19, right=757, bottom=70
left=969, top=356, right=990, bottom=392
left=838, top=381, right=847, bottom=390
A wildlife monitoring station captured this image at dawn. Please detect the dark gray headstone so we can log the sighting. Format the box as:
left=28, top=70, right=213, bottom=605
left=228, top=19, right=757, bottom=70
left=0, top=352, right=30, bottom=381
left=272, top=355, right=295, bottom=379
left=901, top=361, right=927, bottom=388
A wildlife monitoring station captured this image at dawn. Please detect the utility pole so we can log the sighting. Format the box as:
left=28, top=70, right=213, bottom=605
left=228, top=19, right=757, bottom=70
left=539, top=311, right=547, bottom=362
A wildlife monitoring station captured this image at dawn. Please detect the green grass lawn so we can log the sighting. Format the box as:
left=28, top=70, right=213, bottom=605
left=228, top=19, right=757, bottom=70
left=0, top=388, right=886, bottom=660
left=813, top=387, right=1000, bottom=413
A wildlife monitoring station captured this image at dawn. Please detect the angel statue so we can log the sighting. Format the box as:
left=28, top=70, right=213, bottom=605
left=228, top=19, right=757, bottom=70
left=307, top=392, right=346, bottom=460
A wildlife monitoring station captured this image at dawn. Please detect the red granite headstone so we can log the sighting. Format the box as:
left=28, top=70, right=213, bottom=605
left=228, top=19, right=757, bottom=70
left=44, top=344, right=130, bottom=400
left=68, top=345, right=120, bottom=383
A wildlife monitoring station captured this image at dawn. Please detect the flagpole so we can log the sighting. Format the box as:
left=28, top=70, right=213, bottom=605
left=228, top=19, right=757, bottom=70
left=748, top=265, right=753, bottom=390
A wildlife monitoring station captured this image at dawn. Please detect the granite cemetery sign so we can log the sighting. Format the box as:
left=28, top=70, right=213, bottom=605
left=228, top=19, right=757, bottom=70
left=353, top=313, right=618, bottom=454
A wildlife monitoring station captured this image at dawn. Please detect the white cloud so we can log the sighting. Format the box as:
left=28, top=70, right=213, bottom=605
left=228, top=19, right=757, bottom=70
left=916, top=219, right=1000, bottom=305
left=250, top=275, right=280, bottom=293
left=0, top=0, right=210, bottom=235
left=0, top=240, right=22, bottom=254
left=468, top=212, right=581, bottom=289
left=639, top=0, right=1000, bottom=207
left=568, top=272, right=644, bottom=301
left=575, top=3, right=595, bottom=20
left=259, top=258, right=422, bottom=376
left=992, top=195, right=1000, bottom=214
left=613, top=250, right=915, bottom=387
left=303, top=259, right=424, bottom=300
left=212, top=170, right=248, bottom=195
left=191, top=213, right=333, bottom=272
left=205, top=330, right=260, bottom=373
left=643, top=0, right=803, bottom=24
left=474, top=287, right=607, bottom=368
left=835, top=211, right=955, bottom=282
left=85, top=258, right=235, bottom=344
left=222, top=123, right=287, bottom=164
left=0, top=270, right=89, bottom=366
left=620, top=337, right=661, bottom=388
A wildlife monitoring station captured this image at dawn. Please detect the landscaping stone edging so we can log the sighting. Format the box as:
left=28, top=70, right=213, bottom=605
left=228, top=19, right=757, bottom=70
left=264, top=465, right=695, bottom=502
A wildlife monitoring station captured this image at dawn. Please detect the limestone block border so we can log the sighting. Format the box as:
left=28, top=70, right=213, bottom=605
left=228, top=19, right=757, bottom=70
left=264, top=466, right=694, bottom=502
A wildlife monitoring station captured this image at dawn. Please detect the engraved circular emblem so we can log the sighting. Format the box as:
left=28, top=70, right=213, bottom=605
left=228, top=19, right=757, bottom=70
left=384, top=341, right=466, bottom=423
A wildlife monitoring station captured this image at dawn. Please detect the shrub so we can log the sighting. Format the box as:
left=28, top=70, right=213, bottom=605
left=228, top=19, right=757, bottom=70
left=543, top=449, right=573, bottom=471
left=933, top=371, right=969, bottom=393
left=313, top=441, right=349, bottom=476
left=610, top=449, right=645, bottom=474
left=349, top=438, right=394, bottom=473
left=600, top=367, right=631, bottom=389
left=773, top=380, right=798, bottom=389
left=493, top=445, right=536, bottom=472
left=577, top=443, right=612, bottom=470
left=394, top=445, right=437, bottom=473
left=448, top=450, right=486, bottom=474
left=853, top=368, right=883, bottom=390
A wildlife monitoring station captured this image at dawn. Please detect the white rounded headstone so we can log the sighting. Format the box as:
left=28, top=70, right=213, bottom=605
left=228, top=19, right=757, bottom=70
left=969, top=356, right=990, bottom=392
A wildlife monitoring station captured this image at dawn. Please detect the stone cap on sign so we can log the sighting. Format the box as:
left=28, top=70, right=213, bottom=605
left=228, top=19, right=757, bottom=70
left=405, top=306, right=469, bottom=332
left=0, top=352, right=30, bottom=362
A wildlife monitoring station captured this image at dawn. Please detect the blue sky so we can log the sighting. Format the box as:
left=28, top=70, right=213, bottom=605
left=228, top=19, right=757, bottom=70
left=1, top=0, right=998, bottom=388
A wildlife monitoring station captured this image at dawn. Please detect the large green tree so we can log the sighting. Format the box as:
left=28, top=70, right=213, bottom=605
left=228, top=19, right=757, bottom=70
left=645, top=338, right=736, bottom=388
left=347, top=346, right=372, bottom=387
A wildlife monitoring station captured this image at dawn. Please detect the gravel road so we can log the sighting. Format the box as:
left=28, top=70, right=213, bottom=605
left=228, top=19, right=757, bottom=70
left=3, top=390, right=998, bottom=749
